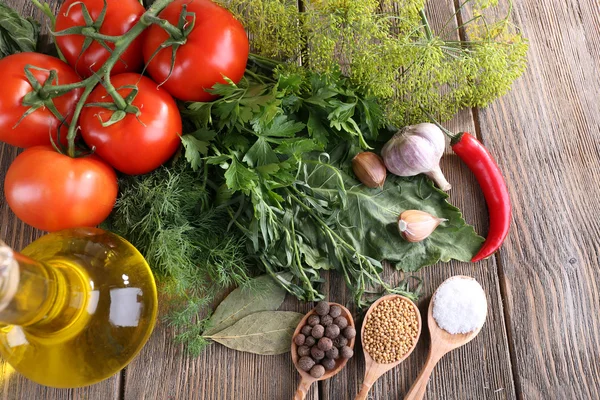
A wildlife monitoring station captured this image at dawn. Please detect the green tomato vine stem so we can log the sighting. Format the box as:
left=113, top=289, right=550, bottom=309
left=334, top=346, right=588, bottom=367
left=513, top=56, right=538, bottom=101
left=31, top=0, right=175, bottom=157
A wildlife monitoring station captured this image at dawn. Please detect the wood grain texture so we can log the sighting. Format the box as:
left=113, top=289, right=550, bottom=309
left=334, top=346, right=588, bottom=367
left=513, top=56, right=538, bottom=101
left=464, top=0, right=600, bottom=398
left=319, top=1, right=517, bottom=398
left=0, top=0, right=121, bottom=398
left=0, top=0, right=599, bottom=398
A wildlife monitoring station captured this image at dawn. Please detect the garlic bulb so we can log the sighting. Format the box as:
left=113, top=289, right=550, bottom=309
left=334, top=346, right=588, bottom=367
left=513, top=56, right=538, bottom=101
left=398, top=210, right=447, bottom=242
left=381, top=123, right=451, bottom=191
left=352, top=152, right=387, bottom=188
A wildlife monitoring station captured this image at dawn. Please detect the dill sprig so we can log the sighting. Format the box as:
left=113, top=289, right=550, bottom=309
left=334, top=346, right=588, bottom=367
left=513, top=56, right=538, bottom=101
left=217, top=0, right=528, bottom=127
left=102, top=160, right=253, bottom=356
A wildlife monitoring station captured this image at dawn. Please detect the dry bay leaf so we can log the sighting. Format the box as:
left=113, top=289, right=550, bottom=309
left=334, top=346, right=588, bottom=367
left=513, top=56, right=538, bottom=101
left=204, top=274, right=289, bottom=336
left=206, top=311, right=303, bottom=355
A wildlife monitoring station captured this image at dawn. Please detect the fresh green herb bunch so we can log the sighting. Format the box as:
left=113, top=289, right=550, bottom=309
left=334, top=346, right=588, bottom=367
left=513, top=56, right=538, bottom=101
left=102, top=161, right=252, bottom=355
left=181, top=57, right=483, bottom=307
left=217, top=0, right=528, bottom=126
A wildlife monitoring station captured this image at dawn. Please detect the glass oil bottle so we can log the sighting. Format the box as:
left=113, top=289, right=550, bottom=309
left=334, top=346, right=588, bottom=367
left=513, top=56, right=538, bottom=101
left=0, top=227, right=158, bottom=388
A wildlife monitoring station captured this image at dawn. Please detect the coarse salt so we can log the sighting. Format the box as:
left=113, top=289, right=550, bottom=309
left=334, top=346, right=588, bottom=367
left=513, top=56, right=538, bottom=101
left=432, top=276, right=487, bottom=334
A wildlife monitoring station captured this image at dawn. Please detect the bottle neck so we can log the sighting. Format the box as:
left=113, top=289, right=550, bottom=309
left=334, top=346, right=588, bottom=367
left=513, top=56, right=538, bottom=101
left=0, top=243, right=88, bottom=331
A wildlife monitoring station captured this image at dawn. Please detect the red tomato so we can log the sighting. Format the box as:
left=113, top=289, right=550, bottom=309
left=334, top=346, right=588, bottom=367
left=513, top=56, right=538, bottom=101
left=55, top=0, right=145, bottom=78
left=4, top=146, right=118, bottom=232
left=0, top=53, right=82, bottom=148
left=79, top=73, right=182, bottom=175
left=142, top=0, right=249, bottom=101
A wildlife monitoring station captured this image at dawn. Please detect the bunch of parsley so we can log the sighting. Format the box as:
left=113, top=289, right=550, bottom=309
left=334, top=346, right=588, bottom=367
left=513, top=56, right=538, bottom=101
left=180, top=57, right=482, bottom=307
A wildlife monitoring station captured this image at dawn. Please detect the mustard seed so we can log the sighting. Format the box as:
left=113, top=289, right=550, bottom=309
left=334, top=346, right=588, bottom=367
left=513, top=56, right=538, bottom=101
left=362, top=297, right=419, bottom=364
left=333, top=316, right=348, bottom=329
left=307, top=315, right=321, bottom=327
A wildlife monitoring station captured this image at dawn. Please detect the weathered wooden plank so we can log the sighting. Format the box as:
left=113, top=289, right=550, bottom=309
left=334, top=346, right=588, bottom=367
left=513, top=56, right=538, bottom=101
left=466, top=0, right=600, bottom=397
left=0, top=0, right=121, bottom=397
left=123, top=296, right=317, bottom=400
left=318, top=0, right=518, bottom=398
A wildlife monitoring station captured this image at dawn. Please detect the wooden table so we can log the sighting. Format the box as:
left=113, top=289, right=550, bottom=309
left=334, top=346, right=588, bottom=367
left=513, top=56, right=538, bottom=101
left=1, top=0, right=599, bottom=399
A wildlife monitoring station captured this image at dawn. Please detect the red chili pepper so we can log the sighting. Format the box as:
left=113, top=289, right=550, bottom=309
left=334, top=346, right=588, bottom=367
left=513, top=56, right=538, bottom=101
left=451, top=132, right=511, bottom=262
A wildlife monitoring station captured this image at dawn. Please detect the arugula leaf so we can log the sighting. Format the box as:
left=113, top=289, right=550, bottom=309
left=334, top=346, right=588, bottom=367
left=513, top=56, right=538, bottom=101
left=0, top=3, right=39, bottom=58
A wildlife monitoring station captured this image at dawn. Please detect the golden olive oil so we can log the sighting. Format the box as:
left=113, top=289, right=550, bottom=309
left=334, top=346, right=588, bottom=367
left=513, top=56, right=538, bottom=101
left=0, top=228, right=158, bottom=388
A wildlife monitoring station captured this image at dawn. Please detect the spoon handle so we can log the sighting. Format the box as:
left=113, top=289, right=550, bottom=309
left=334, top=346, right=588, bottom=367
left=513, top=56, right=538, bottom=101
left=293, top=376, right=313, bottom=400
left=404, top=350, right=443, bottom=400
left=355, top=360, right=384, bottom=400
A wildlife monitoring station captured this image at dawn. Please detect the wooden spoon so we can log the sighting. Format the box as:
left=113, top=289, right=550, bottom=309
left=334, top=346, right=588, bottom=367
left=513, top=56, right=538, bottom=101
left=404, top=275, right=488, bottom=400
left=355, top=294, right=422, bottom=400
left=291, top=303, right=355, bottom=400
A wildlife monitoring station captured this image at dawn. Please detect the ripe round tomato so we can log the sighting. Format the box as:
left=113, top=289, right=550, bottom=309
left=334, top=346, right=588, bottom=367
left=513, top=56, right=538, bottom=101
left=142, top=0, right=249, bottom=101
left=4, top=146, right=118, bottom=232
left=55, top=0, right=145, bottom=78
left=0, top=53, right=82, bottom=148
left=79, top=73, right=182, bottom=175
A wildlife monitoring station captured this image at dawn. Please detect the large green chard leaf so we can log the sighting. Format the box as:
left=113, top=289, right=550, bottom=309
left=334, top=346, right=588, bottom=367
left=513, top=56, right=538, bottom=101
left=300, top=159, right=484, bottom=271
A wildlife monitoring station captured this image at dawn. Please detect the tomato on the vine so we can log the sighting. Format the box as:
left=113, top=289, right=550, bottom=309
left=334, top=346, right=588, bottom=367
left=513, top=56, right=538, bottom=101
left=142, top=0, right=249, bottom=101
left=4, top=146, right=118, bottom=232
left=79, top=73, right=182, bottom=175
left=55, top=0, right=145, bottom=78
left=0, top=53, right=82, bottom=148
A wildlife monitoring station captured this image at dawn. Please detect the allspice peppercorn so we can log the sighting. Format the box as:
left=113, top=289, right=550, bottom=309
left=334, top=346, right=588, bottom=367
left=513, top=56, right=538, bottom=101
left=311, top=324, right=325, bottom=339
left=329, top=305, right=342, bottom=318
left=298, top=356, right=315, bottom=372
left=301, top=325, right=312, bottom=336
left=342, top=326, right=356, bottom=339
left=315, top=301, right=330, bottom=316
left=311, top=346, right=325, bottom=360
left=298, top=345, right=311, bottom=357
left=340, top=346, right=354, bottom=359
left=294, top=334, right=306, bottom=346
left=332, top=336, right=348, bottom=348
left=320, top=314, right=333, bottom=327
left=325, top=347, right=339, bottom=360
left=333, top=316, right=348, bottom=329
left=317, top=337, right=333, bottom=351
left=322, top=358, right=336, bottom=371
left=307, top=315, right=321, bottom=327
left=293, top=301, right=356, bottom=378
left=325, top=324, right=340, bottom=339
left=309, top=365, right=325, bottom=379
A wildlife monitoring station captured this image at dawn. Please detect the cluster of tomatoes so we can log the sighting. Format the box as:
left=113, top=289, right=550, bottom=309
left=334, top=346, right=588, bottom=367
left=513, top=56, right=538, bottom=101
left=0, top=0, right=249, bottom=232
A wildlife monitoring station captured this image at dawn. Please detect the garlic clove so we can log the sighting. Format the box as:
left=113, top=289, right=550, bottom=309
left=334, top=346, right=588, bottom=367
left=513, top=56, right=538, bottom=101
left=398, top=210, right=447, bottom=242
left=352, top=152, right=387, bottom=188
